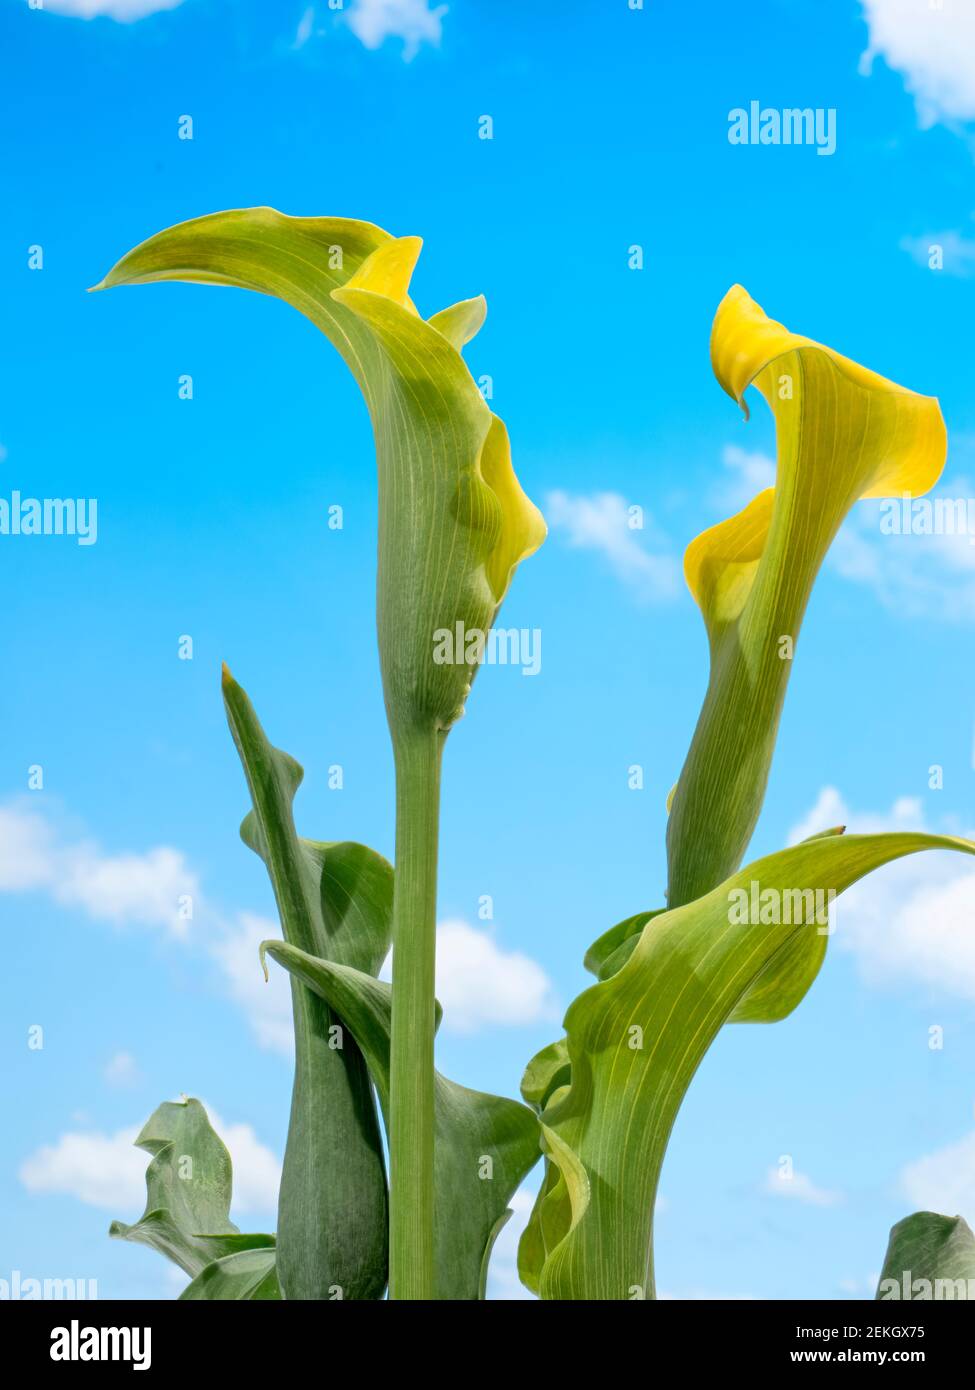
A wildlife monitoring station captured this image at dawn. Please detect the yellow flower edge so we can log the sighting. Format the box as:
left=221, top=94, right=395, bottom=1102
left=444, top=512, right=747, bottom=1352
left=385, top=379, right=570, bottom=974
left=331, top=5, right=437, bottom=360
left=710, top=284, right=946, bottom=500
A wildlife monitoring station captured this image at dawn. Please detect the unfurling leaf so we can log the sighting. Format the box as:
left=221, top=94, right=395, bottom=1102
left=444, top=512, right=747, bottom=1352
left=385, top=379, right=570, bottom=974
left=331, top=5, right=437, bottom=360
left=222, top=666, right=392, bottom=1301
left=110, top=1098, right=277, bottom=1293
left=666, top=286, right=947, bottom=907
left=260, top=940, right=541, bottom=1300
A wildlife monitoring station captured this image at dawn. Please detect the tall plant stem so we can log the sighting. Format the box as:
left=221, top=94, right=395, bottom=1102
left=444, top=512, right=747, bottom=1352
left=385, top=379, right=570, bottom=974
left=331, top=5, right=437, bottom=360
left=388, top=727, right=444, bottom=1300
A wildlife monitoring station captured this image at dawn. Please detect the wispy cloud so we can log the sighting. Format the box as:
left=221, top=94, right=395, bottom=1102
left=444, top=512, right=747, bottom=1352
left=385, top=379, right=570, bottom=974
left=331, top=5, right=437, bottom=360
left=432, top=920, right=557, bottom=1034
left=545, top=489, right=680, bottom=602
left=900, top=1131, right=975, bottom=1224
left=103, top=1051, right=140, bottom=1088
left=212, top=911, right=294, bottom=1054
left=0, top=801, right=287, bottom=1049
left=789, top=788, right=975, bottom=1003
left=829, top=480, right=975, bottom=622
left=860, top=0, right=975, bottom=129
left=901, top=227, right=975, bottom=277
left=42, top=0, right=185, bottom=21
left=713, top=443, right=776, bottom=512
left=0, top=802, right=198, bottom=939
left=345, top=0, right=447, bottom=61
left=20, top=1106, right=281, bottom=1218
left=292, top=6, right=316, bottom=50
left=763, top=1164, right=843, bottom=1207
left=379, top=919, right=557, bottom=1034
left=0, top=801, right=555, bottom=1049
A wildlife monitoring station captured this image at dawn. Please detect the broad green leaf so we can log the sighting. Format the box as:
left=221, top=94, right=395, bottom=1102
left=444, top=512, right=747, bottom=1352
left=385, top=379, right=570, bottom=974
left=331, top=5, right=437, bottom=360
left=260, top=940, right=542, bottom=1300
left=222, top=667, right=391, bottom=1301
left=666, top=286, right=946, bottom=908
left=110, top=1098, right=274, bottom=1278
left=180, top=1248, right=282, bottom=1301
left=93, top=208, right=545, bottom=741
left=877, top=1212, right=975, bottom=1300
left=521, top=830, right=975, bottom=1299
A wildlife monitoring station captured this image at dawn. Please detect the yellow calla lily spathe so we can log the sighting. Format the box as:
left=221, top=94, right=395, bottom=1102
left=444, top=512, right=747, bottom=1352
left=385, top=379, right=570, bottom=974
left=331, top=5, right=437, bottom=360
left=666, top=286, right=947, bottom=908
left=93, top=209, right=546, bottom=740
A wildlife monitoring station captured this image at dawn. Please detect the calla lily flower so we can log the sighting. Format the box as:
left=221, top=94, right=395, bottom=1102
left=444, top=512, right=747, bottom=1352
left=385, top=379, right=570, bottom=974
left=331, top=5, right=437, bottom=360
left=93, top=209, right=546, bottom=743
left=94, top=209, right=547, bottom=1299
left=666, top=285, right=947, bottom=908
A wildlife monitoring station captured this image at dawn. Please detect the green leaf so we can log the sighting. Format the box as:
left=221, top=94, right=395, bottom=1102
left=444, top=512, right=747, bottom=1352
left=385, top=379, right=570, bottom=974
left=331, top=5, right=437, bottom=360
left=666, top=287, right=946, bottom=908
left=110, top=1098, right=274, bottom=1279
left=877, top=1212, right=975, bottom=1300
left=260, top=940, right=542, bottom=1300
left=520, top=830, right=975, bottom=1299
left=180, top=1248, right=282, bottom=1301
left=222, top=667, right=392, bottom=1301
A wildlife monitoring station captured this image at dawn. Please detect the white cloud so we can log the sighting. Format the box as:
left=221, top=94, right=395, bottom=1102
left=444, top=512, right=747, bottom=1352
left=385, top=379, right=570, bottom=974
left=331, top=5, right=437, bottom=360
left=901, top=227, right=975, bottom=277
left=0, top=802, right=198, bottom=938
left=713, top=444, right=776, bottom=512
left=860, top=0, right=975, bottom=128
left=293, top=6, right=315, bottom=49
left=789, top=789, right=975, bottom=1002
left=433, top=920, right=557, bottom=1034
left=0, top=804, right=555, bottom=1050
left=788, top=785, right=925, bottom=845
left=345, top=0, right=447, bottom=61
left=900, top=1131, right=975, bottom=1223
left=829, top=482, right=975, bottom=622
left=545, top=490, right=680, bottom=602
left=104, top=1051, right=140, bottom=1088
left=0, top=802, right=290, bottom=1050
left=20, top=1107, right=280, bottom=1218
left=20, top=1125, right=145, bottom=1210
left=763, top=1164, right=843, bottom=1207
left=0, top=804, right=61, bottom=892
left=211, top=912, right=294, bottom=1055
left=380, top=920, right=557, bottom=1034
left=42, top=0, right=185, bottom=21
left=62, top=845, right=197, bottom=935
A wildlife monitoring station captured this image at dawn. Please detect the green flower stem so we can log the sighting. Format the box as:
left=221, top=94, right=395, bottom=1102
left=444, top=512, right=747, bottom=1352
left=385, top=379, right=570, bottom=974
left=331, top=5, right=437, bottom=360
left=388, top=727, right=445, bottom=1300
left=666, top=544, right=817, bottom=909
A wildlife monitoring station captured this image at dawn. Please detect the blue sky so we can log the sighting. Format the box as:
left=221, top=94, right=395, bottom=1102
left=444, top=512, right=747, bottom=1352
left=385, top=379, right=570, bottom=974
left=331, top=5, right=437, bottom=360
left=2, top=0, right=975, bottom=1301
